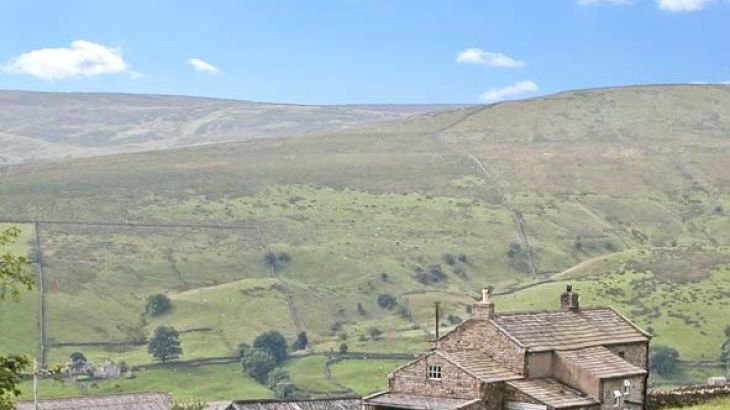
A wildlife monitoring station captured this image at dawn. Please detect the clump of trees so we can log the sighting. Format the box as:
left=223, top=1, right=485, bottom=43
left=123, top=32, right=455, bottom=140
left=240, top=330, right=294, bottom=398
left=148, top=326, right=182, bottom=362
left=415, top=264, right=446, bottom=285
left=649, top=345, right=679, bottom=375
left=144, top=294, right=172, bottom=317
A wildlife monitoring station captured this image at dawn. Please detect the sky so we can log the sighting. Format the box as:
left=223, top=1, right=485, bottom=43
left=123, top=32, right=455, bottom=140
left=0, top=0, right=729, bottom=104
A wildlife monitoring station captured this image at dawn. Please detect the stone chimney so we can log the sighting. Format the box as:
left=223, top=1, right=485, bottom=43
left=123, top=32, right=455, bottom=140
left=472, top=287, right=495, bottom=320
left=560, top=284, right=580, bottom=311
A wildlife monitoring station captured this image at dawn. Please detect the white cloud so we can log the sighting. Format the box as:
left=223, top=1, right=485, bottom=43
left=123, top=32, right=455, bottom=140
left=720, top=80, right=730, bottom=84
left=479, top=80, right=538, bottom=103
left=2, top=40, right=129, bottom=80
left=456, top=48, right=524, bottom=68
left=188, top=58, right=219, bottom=74
left=656, top=0, right=714, bottom=11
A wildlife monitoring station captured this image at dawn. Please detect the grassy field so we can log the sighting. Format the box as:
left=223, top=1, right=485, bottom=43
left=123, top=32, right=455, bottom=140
left=1, top=85, right=729, bottom=398
left=665, top=397, right=730, bottom=410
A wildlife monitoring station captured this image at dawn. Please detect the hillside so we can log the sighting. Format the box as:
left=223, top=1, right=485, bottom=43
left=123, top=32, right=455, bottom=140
left=0, top=90, right=452, bottom=165
left=1, top=84, right=729, bottom=399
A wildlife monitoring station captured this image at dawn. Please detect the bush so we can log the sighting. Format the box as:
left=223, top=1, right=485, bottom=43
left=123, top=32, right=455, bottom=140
left=357, top=303, right=367, bottom=315
left=415, top=264, right=447, bottom=285
left=267, top=368, right=294, bottom=399
left=447, top=314, right=462, bottom=325
left=506, top=242, right=532, bottom=274
left=380, top=272, right=389, bottom=282
left=397, top=305, right=412, bottom=320
left=368, top=327, right=383, bottom=340
left=339, top=343, right=349, bottom=354
left=277, top=252, right=291, bottom=263
left=144, top=294, right=171, bottom=317
left=457, top=254, right=468, bottom=263
left=377, top=294, right=398, bottom=310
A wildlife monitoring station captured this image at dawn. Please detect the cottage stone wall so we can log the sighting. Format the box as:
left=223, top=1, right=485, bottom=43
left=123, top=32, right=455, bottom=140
left=525, top=352, right=553, bottom=378
left=552, top=352, right=602, bottom=400
left=605, top=342, right=648, bottom=369
left=438, top=320, right=526, bottom=374
left=600, top=376, right=645, bottom=410
left=389, top=353, right=481, bottom=399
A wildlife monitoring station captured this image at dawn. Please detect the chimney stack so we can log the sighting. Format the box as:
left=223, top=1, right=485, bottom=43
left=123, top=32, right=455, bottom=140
left=472, top=287, right=495, bottom=320
left=560, top=284, right=580, bottom=311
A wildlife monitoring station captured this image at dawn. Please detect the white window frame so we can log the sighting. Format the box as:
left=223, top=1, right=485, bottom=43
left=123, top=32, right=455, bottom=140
left=427, top=365, right=442, bottom=380
left=623, top=379, right=632, bottom=395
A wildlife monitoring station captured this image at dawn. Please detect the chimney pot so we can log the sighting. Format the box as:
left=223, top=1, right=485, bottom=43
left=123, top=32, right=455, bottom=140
left=472, top=286, right=495, bottom=320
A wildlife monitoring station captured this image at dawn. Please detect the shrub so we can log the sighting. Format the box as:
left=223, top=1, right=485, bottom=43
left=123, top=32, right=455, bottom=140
left=380, top=272, right=389, bottom=282
left=144, top=294, right=171, bottom=317
left=415, top=264, right=447, bottom=285
left=357, top=303, right=367, bottom=316
left=339, top=343, right=349, bottom=354
left=267, top=368, right=294, bottom=399
left=368, top=327, right=383, bottom=340
left=457, top=254, right=468, bottom=263
left=447, top=314, right=462, bottom=325
left=377, top=294, right=398, bottom=310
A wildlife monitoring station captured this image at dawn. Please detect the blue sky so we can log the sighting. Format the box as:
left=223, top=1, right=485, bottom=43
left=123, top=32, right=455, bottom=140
left=0, top=0, right=728, bottom=104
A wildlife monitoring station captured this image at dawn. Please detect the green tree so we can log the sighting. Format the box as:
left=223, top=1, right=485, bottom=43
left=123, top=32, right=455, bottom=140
left=253, top=331, right=288, bottom=365
left=338, top=343, right=348, bottom=354
left=241, top=348, right=275, bottom=383
left=291, top=331, right=308, bottom=351
left=367, top=327, right=383, bottom=340
left=0, top=226, right=32, bottom=410
left=144, top=294, right=172, bottom=317
left=147, top=326, right=182, bottom=363
left=267, top=368, right=294, bottom=398
left=69, top=352, right=87, bottom=371
left=649, top=345, right=679, bottom=375
left=721, top=325, right=730, bottom=371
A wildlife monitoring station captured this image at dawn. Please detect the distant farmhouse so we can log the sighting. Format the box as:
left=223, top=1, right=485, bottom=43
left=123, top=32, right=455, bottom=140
left=364, top=286, right=651, bottom=410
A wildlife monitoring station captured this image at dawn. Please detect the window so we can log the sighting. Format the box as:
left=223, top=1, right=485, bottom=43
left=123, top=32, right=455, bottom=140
left=427, top=365, right=442, bottom=379
left=623, top=379, right=632, bottom=395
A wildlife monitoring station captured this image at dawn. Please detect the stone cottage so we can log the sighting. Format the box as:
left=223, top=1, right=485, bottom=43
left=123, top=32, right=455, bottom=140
left=364, top=286, right=651, bottom=410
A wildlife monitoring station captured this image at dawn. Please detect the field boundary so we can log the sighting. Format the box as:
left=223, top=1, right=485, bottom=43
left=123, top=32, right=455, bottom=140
left=34, top=221, right=47, bottom=366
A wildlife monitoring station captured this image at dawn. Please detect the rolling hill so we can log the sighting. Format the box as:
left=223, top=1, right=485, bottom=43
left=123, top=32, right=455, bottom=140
left=1, top=84, right=729, bottom=399
left=0, top=90, right=453, bottom=165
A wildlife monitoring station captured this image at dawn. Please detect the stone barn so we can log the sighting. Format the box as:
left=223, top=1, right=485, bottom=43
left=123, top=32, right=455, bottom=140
left=363, top=286, right=651, bottom=410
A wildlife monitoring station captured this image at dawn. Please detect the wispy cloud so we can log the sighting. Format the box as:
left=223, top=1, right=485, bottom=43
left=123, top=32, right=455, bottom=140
left=479, top=80, right=538, bottom=102
left=2, top=40, right=130, bottom=80
left=456, top=48, right=524, bottom=68
left=720, top=80, right=730, bottom=84
left=188, top=58, right=219, bottom=74
left=656, top=0, right=714, bottom=11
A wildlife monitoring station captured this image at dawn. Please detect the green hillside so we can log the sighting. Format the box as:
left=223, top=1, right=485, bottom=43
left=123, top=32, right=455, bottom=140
left=1, top=85, right=729, bottom=399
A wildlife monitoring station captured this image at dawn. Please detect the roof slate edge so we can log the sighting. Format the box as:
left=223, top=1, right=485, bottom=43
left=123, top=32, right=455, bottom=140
left=487, top=319, right=527, bottom=348
left=605, top=305, right=653, bottom=339
left=526, top=337, right=651, bottom=352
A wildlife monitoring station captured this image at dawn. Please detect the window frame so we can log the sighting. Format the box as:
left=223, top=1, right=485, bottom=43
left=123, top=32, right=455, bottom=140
left=427, top=365, right=443, bottom=380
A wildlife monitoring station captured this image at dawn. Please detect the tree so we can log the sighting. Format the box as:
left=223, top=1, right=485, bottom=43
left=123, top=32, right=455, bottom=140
left=291, top=331, right=308, bottom=351
left=649, top=345, right=679, bottom=375
left=339, top=343, right=349, bottom=354
left=376, top=294, right=397, bottom=310
left=144, top=294, right=172, bottom=317
left=721, top=325, right=730, bottom=372
left=0, top=226, right=32, bottom=410
left=368, top=327, right=383, bottom=340
left=147, top=326, right=182, bottom=363
left=241, top=348, right=276, bottom=383
left=253, top=331, right=288, bottom=365
left=70, top=352, right=88, bottom=371
left=267, top=368, right=294, bottom=399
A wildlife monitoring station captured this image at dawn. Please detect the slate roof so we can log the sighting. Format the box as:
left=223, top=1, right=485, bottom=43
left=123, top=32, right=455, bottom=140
left=435, top=351, right=522, bottom=383
left=491, top=307, right=649, bottom=352
left=14, top=393, right=172, bottom=410
left=226, top=397, right=362, bottom=410
left=556, top=346, right=647, bottom=379
left=363, top=392, right=479, bottom=410
left=506, top=378, right=598, bottom=409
